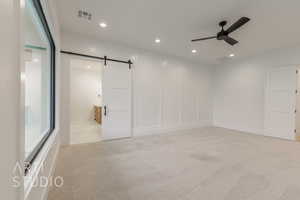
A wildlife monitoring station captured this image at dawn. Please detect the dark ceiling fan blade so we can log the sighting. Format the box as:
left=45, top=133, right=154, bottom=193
left=223, top=36, right=238, bottom=46
left=226, top=17, right=250, bottom=34
left=191, top=36, right=216, bottom=42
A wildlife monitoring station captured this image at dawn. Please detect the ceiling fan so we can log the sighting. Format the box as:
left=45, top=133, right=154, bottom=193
left=191, top=17, right=250, bottom=46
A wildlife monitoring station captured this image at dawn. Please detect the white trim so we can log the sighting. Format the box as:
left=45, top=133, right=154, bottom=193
left=214, top=125, right=299, bottom=143
left=40, top=136, right=60, bottom=200
left=213, top=123, right=264, bottom=136
left=24, top=130, right=59, bottom=200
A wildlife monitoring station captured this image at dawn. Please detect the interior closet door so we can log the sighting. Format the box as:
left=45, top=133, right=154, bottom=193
left=264, top=66, right=297, bottom=140
left=102, top=61, right=132, bottom=140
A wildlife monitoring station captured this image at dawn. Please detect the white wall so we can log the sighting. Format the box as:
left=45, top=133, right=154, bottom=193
left=60, top=31, right=213, bottom=142
left=70, top=59, right=102, bottom=124
left=0, top=0, right=21, bottom=199
left=213, top=46, right=300, bottom=135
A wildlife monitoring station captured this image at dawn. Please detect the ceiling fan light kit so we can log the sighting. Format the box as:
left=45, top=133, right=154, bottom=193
left=191, top=17, right=250, bottom=46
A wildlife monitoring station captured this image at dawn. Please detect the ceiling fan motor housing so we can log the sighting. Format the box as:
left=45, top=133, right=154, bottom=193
left=217, top=21, right=228, bottom=40
left=219, top=20, right=227, bottom=27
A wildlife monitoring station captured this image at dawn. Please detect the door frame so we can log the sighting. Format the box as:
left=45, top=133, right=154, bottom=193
left=61, top=51, right=133, bottom=144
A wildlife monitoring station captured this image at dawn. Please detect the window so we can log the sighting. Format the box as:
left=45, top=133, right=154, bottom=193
left=24, top=0, right=55, bottom=170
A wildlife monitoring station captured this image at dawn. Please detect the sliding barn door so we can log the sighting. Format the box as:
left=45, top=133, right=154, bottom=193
left=264, top=66, right=297, bottom=140
left=102, top=62, right=132, bottom=140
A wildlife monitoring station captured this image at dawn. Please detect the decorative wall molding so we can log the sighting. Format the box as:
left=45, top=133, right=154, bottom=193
left=134, top=120, right=212, bottom=136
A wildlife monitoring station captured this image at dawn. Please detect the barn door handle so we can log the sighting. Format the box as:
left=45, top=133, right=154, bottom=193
left=104, top=105, right=107, bottom=116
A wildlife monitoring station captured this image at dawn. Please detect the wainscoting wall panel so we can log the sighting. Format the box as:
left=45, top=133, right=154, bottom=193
left=61, top=32, right=214, bottom=138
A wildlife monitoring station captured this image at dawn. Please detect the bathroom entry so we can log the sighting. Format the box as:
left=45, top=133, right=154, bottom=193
left=69, top=58, right=103, bottom=144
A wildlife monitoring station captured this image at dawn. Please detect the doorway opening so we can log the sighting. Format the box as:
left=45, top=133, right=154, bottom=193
left=70, top=58, right=103, bottom=144
left=67, top=52, right=133, bottom=144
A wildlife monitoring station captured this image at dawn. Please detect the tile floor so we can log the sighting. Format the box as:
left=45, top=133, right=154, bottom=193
left=48, top=127, right=300, bottom=200
left=70, top=121, right=102, bottom=144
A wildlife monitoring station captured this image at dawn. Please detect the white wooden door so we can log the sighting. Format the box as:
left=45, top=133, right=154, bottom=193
left=264, top=66, right=297, bottom=140
left=102, top=62, right=132, bottom=140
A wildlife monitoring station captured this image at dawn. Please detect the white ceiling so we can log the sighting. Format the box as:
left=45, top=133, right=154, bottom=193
left=56, top=0, right=300, bottom=64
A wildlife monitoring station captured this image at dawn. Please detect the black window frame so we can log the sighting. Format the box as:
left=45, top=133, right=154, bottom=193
left=24, top=0, right=56, bottom=174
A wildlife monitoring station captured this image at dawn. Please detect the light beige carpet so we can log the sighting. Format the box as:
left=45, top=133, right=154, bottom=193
left=48, top=127, right=300, bottom=200
left=70, top=121, right=102, bottom=145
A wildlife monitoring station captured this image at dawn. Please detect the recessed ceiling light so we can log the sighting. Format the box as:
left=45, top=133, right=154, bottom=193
left=229, top=53, right=235, bottom=57
left=99, top=22, right=107, bottom=28
left=33, top=58, right=39, bottom=62
left=192, top=49, right=197, bottom=53
left=155, top=38, right=161, bottom=43
left=87, top=65, right=91, bottom=69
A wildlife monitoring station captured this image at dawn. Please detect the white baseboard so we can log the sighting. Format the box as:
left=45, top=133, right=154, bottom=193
left=214, top=123, right=297, bottom=141
left=133, top=120, right=212, bottom=137
left=24, top=130, right=61, bottom=200
left=41, top=138, right=60, bottom=200
left=213, top=122, right=264, bottom=136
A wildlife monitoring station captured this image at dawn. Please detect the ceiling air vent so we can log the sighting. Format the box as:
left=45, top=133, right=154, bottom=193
left=78, top=10, right=92, bottom=20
